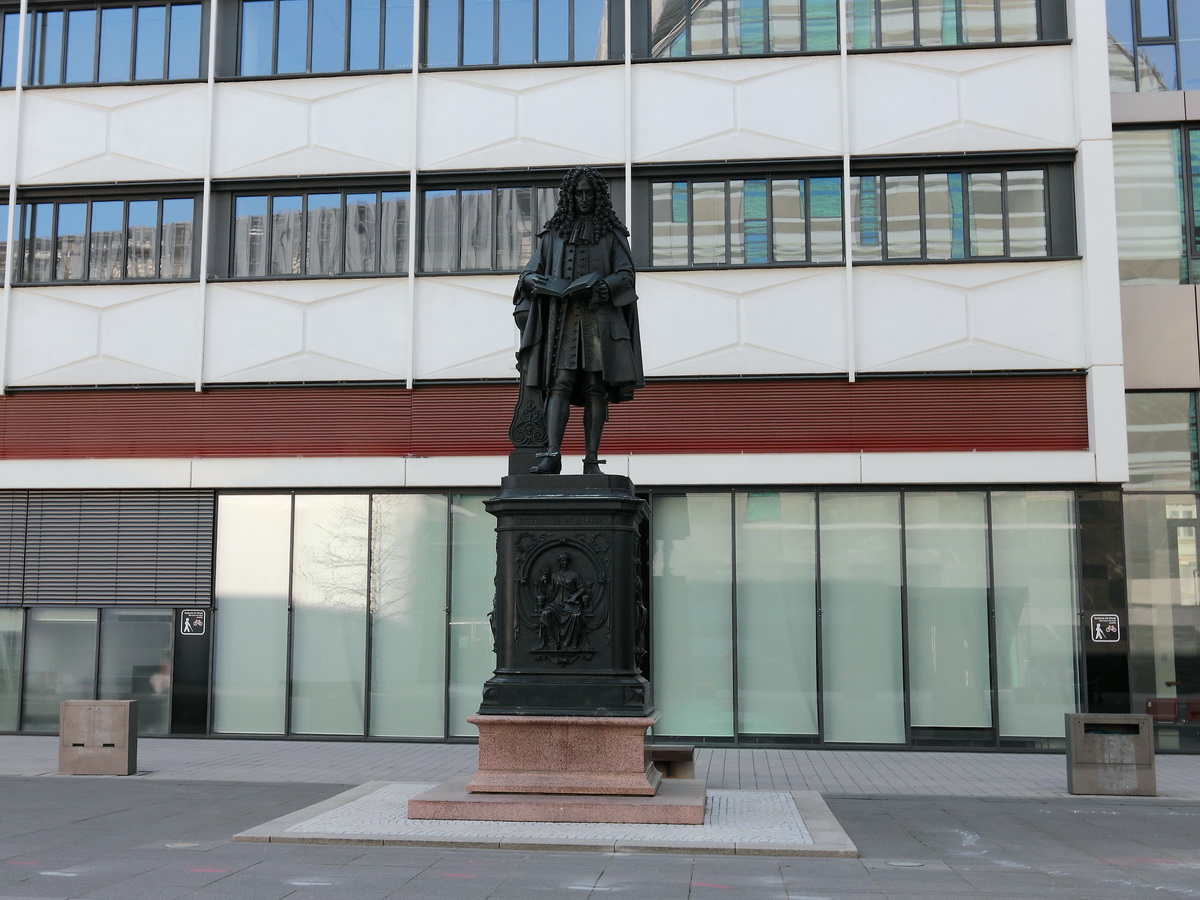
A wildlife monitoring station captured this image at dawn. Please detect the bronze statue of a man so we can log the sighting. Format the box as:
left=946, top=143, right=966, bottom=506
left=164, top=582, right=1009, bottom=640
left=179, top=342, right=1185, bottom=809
left=513, top=166, right=643, bottom=475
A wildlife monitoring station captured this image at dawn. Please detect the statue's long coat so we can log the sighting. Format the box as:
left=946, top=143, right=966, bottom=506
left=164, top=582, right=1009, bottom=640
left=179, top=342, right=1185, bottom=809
left=514, top=227, right=644, bottom=406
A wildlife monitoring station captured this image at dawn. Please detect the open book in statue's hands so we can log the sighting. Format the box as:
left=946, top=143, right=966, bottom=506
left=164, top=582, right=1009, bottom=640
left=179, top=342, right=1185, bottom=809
left=529, top=272, right=599, bottom=300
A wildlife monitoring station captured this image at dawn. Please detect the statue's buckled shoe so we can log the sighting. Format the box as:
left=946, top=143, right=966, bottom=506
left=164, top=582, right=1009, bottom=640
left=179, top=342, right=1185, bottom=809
left=582, top=456, right=606, bottom=475
left=530, top=451, right=562, bottom=475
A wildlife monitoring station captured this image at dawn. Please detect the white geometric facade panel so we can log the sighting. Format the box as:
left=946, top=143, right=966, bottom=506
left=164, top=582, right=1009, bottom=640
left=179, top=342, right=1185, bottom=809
left=632, top=57, right=842, bottom=162
left=212, top=76, right=412, bottom=178
left=0, top=93, right=18, bottom=184
left=204, top=279, right=409, bottom=382
left=19, top=85, right=208, bottom=183
left=418, top=67, right=625, bottom=170
left=639, top=269, right=848, bottom=376
left=7, top=283, right=201, bottom=385
left=849, top=47, right=1077, bottom=155
left=854, top=261, right=1087, bottom=372
left=412, top=276, right=522, bottom=379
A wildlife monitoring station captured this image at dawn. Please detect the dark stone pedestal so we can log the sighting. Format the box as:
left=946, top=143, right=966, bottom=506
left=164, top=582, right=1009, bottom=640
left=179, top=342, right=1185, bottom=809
left=479, top=473, right=652, bottom=718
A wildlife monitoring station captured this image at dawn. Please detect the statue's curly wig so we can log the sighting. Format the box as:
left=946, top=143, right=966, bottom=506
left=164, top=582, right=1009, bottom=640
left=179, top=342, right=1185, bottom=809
left=543, top=165, right=628, bottom=238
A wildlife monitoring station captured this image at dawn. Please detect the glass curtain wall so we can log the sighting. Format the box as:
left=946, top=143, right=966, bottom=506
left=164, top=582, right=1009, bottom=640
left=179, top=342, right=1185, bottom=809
left=98, top=608, right=174, bottom=735
left=448, top=494, right=497, bottom=736
left=20, top=608, right=98, bottom=732
left=652, top=489, right=1078, bottom=744
left=0, top=608, right=21, bottom=731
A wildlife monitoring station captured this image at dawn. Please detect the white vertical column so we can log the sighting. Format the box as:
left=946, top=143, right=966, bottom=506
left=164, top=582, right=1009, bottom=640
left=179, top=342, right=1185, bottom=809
left=838, top=0, right=854, bottom=383
left=0, top=0, right=29, bottom=394
left=194, top=0, right=222, bottom=391
left=405, top=0, right=421, bottom=390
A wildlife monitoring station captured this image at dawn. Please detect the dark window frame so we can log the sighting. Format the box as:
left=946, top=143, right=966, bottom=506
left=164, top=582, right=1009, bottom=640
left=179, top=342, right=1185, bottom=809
left=12, top=185, right=202, bottom=286
left=212, top=179, right=412, bottom=281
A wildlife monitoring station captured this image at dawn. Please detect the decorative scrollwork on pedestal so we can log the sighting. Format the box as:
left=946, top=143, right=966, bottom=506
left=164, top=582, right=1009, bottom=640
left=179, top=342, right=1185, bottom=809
left=508, top=379, right=548, bottom=449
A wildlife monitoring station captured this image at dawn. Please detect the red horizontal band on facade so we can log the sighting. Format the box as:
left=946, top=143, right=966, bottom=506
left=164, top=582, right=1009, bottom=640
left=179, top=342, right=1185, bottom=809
left=0, top=374, right=1087, bottom=461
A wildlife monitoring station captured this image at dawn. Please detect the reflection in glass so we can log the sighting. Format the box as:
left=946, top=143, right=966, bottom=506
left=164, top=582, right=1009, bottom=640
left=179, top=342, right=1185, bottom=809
left=448, top=494, right=496, bottom=735
left=880, top=0, right=915, bottom=48
left=462, top=0, right=494, bottom=65
left=459, top=189, right=494, bottom=270
left=769, top=0, right=802, bottom=52
left=240, top=0, right=273, bottom=75
left=919, top=0, right=956, bottom=46
left=574, top=0, right=607, bottom=59
left=962, top=0, right=995, bottom=43
left=499, top=0, right=534, bottom=65
left=805, top=0, right=838, bottom=50
left=271, top=195, right=303, bottom=275
left=691, top=0, right=725, bottom=55
left=349, top=0, right=381, bottom=69
left=652, top=182, right=689, bottom=266
left=24, top=203, right=54, bottom=283
left=234, top=195, right=268, bottom=277
left=290, top=495, right=368, bottom=735
left=380, top=191, right=408, bottom=273
left=90, top=200, right=125, bottom=280
left=56, top=203, right=87, bottom=281
left=66, top=9, right=98, bottom=82
left=496, top=187, right=533, bottom=271
left=160, top=198, right=194, bottom=278
left=731, top=179, right=768, bottom=265
left=820, top=492, right=905, bottom=744
left=851, top=175, right=882, bottom=261
left=345, top=193, right=378, bottom=273
left=422, top=190, right=457, bottom=272
left=383, top=0, right=413, bottom=68
left=735, top=492, right=817, bottom=735
left=306, top=193, right=343, bottom=275
left=277, top=0, right=308, bottom=73
left=369, top=494, right=447, bottom=737
left=772, top=179, right=806, bottom=262
left=967, top=171, right=1004, bottom=256
left=21, top=608, right=98, bottom=732
left=649, top=0, right=687, bottom=56
left=653, top=494, right=734, bottom=736
left=905, top=492, right=991, bottom=730
left=999, top=0, right=1036, bottom=41
left=33, top=11, right=65, bottom=85
left=0, top=608, right=21, bottom=732
left=1113, top=129, right=1185, bottom=285
left=99, top=608, right=174, bottom=735
left=213, top=495, right=291, bottom=734
left=98, top=6, right=133, bottom=82
left=312, top=0, right=347, bottom=71
left=2, top=12, right=22, bottom=86
left=1007, top=169, right=1047, bottom=256
left=1180, top=4, right=1200, bottom=90
left=425, top=0, right=459, bottom=66
left=539, top=0, right=569, bottom=61
left=127, top=199, right=158, bottom=278
left=692, top=182, right=726, bottom=266
left=809, top=176, right=843, bottom=262
left=884, top=174, right=921, bottom=259
left=993, top=491, right=1078, bottom=738
left=1140, top=0, right=1171, bottom=38
left=168, top=3, right=202, bottom=78
left=1141, top=43, right=1178, bottom=91
left=135, top=6, right=167, bottom=80
left=1125, top=392, right=1197, bottom=491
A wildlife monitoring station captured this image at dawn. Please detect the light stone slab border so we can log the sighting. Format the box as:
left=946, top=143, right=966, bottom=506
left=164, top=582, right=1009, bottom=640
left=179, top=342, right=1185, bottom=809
left=233, top=781, right=858, bottom=857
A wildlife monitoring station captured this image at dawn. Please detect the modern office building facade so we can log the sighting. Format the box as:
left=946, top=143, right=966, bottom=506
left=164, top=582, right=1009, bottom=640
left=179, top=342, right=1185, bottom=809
left=0, top=0, right=1145, bottom=750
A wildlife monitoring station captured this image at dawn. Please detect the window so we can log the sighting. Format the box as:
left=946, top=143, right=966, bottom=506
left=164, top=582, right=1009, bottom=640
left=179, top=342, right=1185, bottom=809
left=16, top=194, right=197, bottom=284
left=850, top=166, right=1057, bottom=262
left=1113, top=126, right=1200, bottom=285
left=648, top=175, right=844, bottom=267
left=645, top=161, right=1071, bottom=269
left=425, top=0, right=617, bottom=68
left=420, top=183, right=559, bottom=273
left=635, top=0, right=1064, bottom=59
left=0, top=1, right=203, bottom=87
left=1107, top=0, right=1200, bottom=91
left=238, top=0, right=413, bottom=75
left=229, top=188, right=409, bottom=277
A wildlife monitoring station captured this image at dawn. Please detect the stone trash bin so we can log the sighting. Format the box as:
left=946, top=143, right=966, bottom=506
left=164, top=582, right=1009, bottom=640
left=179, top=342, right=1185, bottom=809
left=59, top=700, right=138, bottom=776
left=1065, top=712, right=1155, bottom=796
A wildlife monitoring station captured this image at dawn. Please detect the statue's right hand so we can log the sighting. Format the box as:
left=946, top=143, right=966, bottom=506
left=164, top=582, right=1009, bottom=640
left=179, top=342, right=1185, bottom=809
left=524, top=274, right=550, bottom=292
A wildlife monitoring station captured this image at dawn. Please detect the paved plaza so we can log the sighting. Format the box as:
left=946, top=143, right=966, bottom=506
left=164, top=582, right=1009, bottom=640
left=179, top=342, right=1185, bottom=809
left=2, top=735, right=1200, bottom=897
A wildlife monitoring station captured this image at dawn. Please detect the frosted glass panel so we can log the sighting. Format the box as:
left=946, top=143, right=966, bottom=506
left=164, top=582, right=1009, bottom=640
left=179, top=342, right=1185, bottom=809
left=0, top=608, right=20, bottom=731
left=905, top=492, right=991, bottom=729
left=652, top=493, right=734, bottom=736
left=735, top=492, right=817, bottom=735
left=22, top=608, right=98, bottom=732
left=993, top=491, right=1078, bottom=738
left=449, top=494, right=496, bottom=736
left=370, top=494, right=448, bottom=738
left=290, top=494, right=368, bottom=735
left=213, top=495, right=291, bottom=734
left=99, top=608, right=174, bottom=735
left=820, top=492, right=904, bottom=743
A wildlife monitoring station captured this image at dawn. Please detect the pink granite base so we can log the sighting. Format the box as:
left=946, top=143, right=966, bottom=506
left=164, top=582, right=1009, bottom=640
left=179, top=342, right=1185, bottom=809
left=466, top=713, right=661, bottom=796
left=408, top=775, right=707, bottom=824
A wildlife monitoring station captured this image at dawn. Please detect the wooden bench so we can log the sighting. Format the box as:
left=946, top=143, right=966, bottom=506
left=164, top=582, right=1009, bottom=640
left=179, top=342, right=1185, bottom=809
left=647, top=744, right=695, bottom=779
